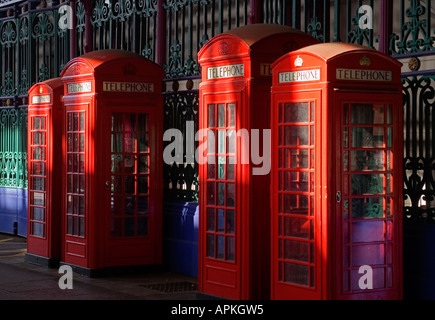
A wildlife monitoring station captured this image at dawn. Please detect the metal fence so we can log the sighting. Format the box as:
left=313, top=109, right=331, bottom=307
left=0, top=0, right=433, bottom=221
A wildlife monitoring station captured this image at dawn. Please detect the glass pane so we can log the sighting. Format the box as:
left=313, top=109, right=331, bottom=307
left=138, top=196, right=148, bottom=214
left=226, top=237, right=235, bottom=261
left=124, top=134, right=136, bottom=153
left=112, top=134, right=123, bottom=152
left=351, top=104, right=385, bottom=124
left=351, top=244, right=385, bottom=266
left=284, top=194, right=309, bottom=215
left=217, top=156, right=225, bottom=180
left=283, top=263, right=309, bottom=286
left=352, top=221, right=385, bottom=243
left=124, top=218, right=135, bottom=236
left=206, top=234, right=215, bottom=258
left=284, top=217, right=310, bottom=239
left=32, top=206, right=44, bottom=221
left=137, top=155, right=148, bottom=174
left=351, top=198, right=384, bottom=219
left=284, top=149, right=309, bottom=169
left=218, top=104, right=225, bottom=127
left=138, top=176, right=148, bottom=194
left=114, top=118, right=124, bottom=140
left=31, top=222, right=44, bottom=237
left=138, top=134, right=149, bottom=152
left=138, top=217, right=148, bottom=236
left=32, top=177, right=45, bottom=191
left=227, top=183, right=235, bottom=208
left=228, top=104, right=235, bottom=127
left=31, top=192, right=45, bottom=206
left=208, top=104, right=215, bottom=127
left=218, top=183, right=225, bottom=206
left=32, top=162, right=45, bottom=175
left=285, top=126, right=309, bottom=146
left=351, top=174, right=384, bottom=195
left=227, top=210, right=235, bottom=234
left=79, top=113, right=85, bottom=131
left=125, top=197, right=135, bottom=215
left=351, top=128, right=385, bottom=148
left=351, top=151, right=385, bottom=171
left=217, top=130, right=225, bottom=153
left=284, top=171, right=309, bottom=192
left=284, top=240, right=309, bottom=262
left=207, top=208, right=215, bottom=231
left=217, top=235, right=225, bottom=259
left=227, top=158, right=235, bottom=181
left=207, top=182, right=215, bottom=205
left=138, top=114, right=148, bottom=132
left=111, top=155, right=123, bottom=173
left=217, top=209, right=225, bottom=232
left=33, top=147, right=45, bottom=161
left=227, top=130, right=236, bottom=154
left=207, top=162, right=216, bottom=179
left=285, top=103, right=308, bottom=123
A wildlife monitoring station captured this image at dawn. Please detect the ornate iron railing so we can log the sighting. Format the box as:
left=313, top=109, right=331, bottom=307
left=0, top=0, right=433, bottom=219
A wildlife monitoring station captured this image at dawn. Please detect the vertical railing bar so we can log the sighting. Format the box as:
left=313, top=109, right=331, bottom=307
left=228, top=0, right=232, bottom=30
left=346, top=0, right=352, bottom=42
left=181, top=4, right=185, bottom=71
left=235, top=0, right=240, bottom=28
left=218, top=0, right=223, bottom=34
left=188, top=0, right=193, bottom=62
left=323, top=0, right=329, bottom=42
left=211, top=0, right=215, bottom=37
left=333, top=0, right=340, bottom=42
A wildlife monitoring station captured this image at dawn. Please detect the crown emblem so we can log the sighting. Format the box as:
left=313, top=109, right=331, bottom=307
left=360, top=56, right=371, bottom=66
left=218, top=42, right=229, bottom=56
left=123, top=63, right=137, bottom=75
left=294, top=56, right=303, bottom=67
left=39, top=86, right=43, bottom=93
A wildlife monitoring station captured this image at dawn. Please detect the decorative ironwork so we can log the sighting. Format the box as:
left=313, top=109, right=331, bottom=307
left=0, top=108, right=27, bottom=188
left=402, top=74, right=435, bottom=223
left=390, top=0, right=435, bottom=55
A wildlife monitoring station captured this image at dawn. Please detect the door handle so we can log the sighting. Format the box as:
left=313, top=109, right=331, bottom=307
left=336, top=191, right=342, bottom=203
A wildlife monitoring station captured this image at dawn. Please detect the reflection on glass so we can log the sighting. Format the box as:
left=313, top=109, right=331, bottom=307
left=351, top=151, right=385, bottom=171
left=208, top=104, right=215, bottom=127
left=285, top=103, right=308, bottom=123
left=285, top=126, right=309, bottom=146
left=351, top=174, right=384, bottom=195
left=351, top=198, right=384, bottom=218
left=351, top=104, right=385, bottom=125
left=218, top=104, right=225, bottom=127
left=351, top=127, right=384, bottom=148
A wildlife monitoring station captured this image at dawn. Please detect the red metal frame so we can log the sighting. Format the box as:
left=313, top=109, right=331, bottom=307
left=271, top=43, right=403, bottom=300
left=60, top=50, right=164, bottom=271
left=26, top=78, right=64, bottom=265
left=198, top=24, right=319, bottom=300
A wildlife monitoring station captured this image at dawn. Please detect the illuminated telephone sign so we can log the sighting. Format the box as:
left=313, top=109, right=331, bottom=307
left=60, top=50, right=164, bottom=275
left=197, top=24, right=319, bottom=300
left=26, top=78, right=64, bottom=268
left=270, top=43, right=403, bottom=300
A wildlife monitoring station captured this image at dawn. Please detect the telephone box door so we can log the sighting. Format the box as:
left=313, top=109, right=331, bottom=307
left=104, top=107, right=161, bottom=267
left=334, top=92, right=402, bottom=299
left=200, top=92, right=240, bottom=299
left=271, top=90, right=322, bottom=300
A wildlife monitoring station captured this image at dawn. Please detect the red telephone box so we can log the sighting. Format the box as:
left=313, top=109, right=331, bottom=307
left=270, top=43, right=403, bottom=300
left=26, top=78, right=64, bottom=267
left=60, top=50, right=164, bottom=274
left=197, top=24, right=318, bottom=299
